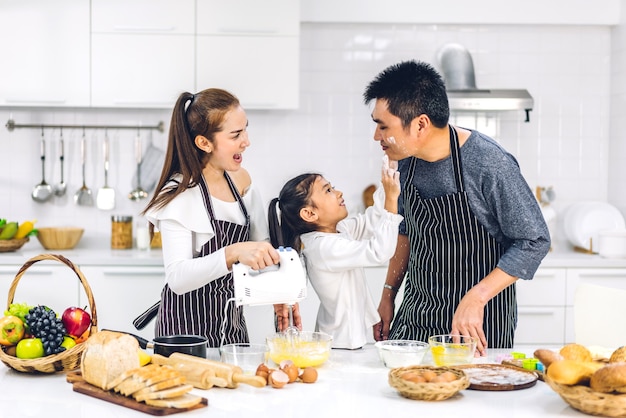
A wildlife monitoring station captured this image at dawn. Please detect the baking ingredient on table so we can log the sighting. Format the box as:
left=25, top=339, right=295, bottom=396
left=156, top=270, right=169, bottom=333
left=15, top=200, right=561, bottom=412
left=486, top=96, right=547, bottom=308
left=388, top=365, right=470, bottom=401
left=456, top=364, right=538, bottom=390
left=254, top=360, right=319, bottom=388
left=166, top=352, right=267, bottom=389
left=81, top=330, right=141, bottom=390
left=151, top=353, right=228, bottom=389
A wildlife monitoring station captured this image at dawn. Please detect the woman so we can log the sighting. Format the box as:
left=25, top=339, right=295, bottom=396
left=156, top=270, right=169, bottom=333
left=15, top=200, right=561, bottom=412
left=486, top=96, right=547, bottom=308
left=143, top=88, right=300, bottom=347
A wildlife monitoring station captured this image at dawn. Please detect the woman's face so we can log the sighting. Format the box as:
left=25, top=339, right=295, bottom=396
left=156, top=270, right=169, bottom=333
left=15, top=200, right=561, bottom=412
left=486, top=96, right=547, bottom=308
left=207, top=105, right=250, bottom=172
left=307, top=176, right=348, bottom=232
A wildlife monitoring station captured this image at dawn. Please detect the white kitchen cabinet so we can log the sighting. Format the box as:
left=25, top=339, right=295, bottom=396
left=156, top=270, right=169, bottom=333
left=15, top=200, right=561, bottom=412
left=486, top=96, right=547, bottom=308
left=195, top=0, right=300, bottom=109
left=0, top=0, right=90, bottom=107
left=90, top=0, right=195, bottom=108
left=78, top=266, right=164, bottom=341
left=91, top=34, right=195, bottom=108
left=515, top=268, right=567, bottom=345
left=0, top=263, right=80, bottom=316
left=564, top=268, right=626, bottom=343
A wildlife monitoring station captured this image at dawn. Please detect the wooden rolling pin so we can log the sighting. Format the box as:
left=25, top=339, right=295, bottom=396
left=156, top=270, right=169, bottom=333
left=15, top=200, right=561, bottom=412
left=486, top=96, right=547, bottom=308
left=168, top=352, right=266, bottom=389
left=151, top=354, right=228, bottom=389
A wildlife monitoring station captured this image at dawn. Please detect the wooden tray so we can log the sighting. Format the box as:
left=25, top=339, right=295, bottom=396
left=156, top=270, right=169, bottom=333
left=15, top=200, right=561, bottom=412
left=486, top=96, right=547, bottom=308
left=66, top=372, right=208, bottom=416
left=454, top=364, right=538, bottom=391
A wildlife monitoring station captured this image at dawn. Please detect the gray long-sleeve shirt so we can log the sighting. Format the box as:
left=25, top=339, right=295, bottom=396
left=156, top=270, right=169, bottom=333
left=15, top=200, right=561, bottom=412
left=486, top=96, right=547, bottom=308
left=398, top=128, right=550, bottom=280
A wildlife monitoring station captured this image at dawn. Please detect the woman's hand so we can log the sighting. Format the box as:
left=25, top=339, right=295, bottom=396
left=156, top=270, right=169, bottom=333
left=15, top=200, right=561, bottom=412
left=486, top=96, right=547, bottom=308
left=225, top=241, right=280, bottom=270
left=274, top=303, right=302, bottom=332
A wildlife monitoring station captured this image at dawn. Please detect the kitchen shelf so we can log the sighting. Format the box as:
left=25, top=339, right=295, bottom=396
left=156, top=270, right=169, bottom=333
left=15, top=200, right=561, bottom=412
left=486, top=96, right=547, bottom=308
left=5, top=118, right=165, bottom=133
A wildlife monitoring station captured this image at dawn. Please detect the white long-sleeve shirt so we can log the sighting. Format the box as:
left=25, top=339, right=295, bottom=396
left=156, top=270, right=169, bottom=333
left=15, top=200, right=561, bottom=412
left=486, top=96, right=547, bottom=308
left=301, top=186, right=403, bottom=349
left=145, top=181, right=269, bottom=295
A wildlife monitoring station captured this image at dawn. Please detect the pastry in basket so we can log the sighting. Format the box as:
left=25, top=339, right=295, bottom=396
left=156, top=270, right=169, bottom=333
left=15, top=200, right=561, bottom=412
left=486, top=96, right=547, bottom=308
left=610, top=346, right=626, bottom=363
left=590, top=363, right=626, bottom=393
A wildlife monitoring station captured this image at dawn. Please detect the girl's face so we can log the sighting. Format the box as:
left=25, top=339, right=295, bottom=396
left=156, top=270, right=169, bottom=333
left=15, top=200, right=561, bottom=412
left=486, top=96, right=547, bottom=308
left=306, top=176, right=348, bottom=233
left=206, top=105, right=250, bottom=172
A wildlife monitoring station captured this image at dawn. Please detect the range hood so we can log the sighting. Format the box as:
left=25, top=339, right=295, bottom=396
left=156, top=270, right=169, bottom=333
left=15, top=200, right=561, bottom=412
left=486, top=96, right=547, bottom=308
left=436, top=44, right=533, bottom=122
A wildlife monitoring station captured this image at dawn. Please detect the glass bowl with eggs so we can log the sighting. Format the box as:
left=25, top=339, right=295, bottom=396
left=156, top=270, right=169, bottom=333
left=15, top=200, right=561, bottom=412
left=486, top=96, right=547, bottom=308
left=266, top=331, right=332, bottom=368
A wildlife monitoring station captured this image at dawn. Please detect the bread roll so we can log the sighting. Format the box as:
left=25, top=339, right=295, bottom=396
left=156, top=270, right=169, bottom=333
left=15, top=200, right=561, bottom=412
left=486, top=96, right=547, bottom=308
left=559, top=343, right=593, bottom=362
left=610, top=346, right=626, bottom=363
left=546, top=359, right=602, bottom=385
left=80, top=330, right=140, bottom=390
left=534, top=349, right=563, bottom=368
left=590, top=363, right=626, bottom=393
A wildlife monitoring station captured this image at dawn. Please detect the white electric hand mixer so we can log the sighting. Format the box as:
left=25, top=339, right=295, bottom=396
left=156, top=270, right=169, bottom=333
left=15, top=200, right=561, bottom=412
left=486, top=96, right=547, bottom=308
left=221, top=247, right=307, bottom=345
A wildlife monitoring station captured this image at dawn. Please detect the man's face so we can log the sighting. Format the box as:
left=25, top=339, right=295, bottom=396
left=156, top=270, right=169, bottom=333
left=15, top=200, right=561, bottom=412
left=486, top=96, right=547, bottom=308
left=370, top=99, right=413, bottom=161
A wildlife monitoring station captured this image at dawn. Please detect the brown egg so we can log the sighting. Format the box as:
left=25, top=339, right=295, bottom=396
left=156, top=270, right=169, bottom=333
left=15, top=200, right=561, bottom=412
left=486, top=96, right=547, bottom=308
left=269, top=369, right=289, bottom=388
left=406, top=374, right=426, bottom=383
left=300, top=367, right=318, bottom=383
left=432, top=371, right=458, bottom=383
left=281, top=363, right=299, bottom=383
left=421, top=370, right=438, bottom=382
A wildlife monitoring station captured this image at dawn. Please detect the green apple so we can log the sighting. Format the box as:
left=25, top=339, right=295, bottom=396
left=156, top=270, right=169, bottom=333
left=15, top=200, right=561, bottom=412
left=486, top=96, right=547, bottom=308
left=61, top=336, right=76, bottom=350
left=16, top=338, right=44, bottom=359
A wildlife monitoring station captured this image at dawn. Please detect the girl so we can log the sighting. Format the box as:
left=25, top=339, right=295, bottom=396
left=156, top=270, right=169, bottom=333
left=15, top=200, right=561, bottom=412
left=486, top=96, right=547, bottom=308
left=143, top=88, right=300, bottom=347
left=268, top=157, right=402, bottom=349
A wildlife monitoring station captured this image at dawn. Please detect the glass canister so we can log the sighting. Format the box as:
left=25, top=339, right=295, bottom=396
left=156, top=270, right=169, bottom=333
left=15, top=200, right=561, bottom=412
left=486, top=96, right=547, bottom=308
left=111, top=215, right=133, bottom=249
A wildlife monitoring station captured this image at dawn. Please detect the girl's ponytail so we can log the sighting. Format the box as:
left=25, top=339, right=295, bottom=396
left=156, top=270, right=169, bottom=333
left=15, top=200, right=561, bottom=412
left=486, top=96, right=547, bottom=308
left=267, top=197, right=284, bottom=248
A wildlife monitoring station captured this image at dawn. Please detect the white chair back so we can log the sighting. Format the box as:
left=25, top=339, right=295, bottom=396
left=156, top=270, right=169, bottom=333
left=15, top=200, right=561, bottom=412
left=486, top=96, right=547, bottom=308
left=574, top=283, right=626, bottom=349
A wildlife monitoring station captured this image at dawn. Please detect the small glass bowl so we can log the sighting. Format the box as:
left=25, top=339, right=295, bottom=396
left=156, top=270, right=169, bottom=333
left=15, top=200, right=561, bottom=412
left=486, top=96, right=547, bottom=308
left=219, top=343, right=268, bottom=374
left=375, top=340, right=429, bottom=368
left=428, top=334, right=477, bottom=366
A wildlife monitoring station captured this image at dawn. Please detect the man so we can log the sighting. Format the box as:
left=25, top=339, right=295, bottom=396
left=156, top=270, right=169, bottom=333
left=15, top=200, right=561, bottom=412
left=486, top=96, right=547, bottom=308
left=364, top=60, right=550, bottom=355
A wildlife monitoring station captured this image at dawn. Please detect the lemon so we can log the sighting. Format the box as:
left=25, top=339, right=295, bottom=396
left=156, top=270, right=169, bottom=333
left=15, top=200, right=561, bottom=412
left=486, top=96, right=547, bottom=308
left=138, top=348, right=151, bottom=366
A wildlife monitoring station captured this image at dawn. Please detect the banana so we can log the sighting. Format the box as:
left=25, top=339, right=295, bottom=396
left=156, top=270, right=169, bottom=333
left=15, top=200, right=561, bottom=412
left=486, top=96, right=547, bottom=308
left=14, top=219, right=36, bottom=239
left=0, top=222, right=18, bottom=240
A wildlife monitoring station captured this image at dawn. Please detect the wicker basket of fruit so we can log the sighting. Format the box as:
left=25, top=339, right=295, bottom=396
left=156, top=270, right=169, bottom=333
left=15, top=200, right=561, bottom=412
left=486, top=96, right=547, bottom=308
left=0, top=254, right=98, bottom=373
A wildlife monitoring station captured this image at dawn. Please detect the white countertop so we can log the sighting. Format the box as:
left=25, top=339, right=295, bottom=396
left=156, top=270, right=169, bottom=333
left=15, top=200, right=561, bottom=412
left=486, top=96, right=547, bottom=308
left=0, top=345, right=587, bottom=418
left=3, top=238, right=626, bottom=269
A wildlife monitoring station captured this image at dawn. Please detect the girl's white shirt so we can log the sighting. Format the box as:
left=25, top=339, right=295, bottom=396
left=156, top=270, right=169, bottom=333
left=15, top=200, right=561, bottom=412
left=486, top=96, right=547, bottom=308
left=300, top=186, right=403, bottom=349
left=145, top=179, right=269, bottom=295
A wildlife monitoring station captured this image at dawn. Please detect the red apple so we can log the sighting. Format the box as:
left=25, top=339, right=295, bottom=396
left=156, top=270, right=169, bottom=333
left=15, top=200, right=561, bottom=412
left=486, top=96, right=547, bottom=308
left=61, top=307, right=91, bottom=338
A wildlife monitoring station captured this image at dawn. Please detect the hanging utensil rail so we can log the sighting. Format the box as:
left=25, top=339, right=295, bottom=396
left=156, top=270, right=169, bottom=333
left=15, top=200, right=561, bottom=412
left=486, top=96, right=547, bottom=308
left=5, top=118, right=165, bottom=133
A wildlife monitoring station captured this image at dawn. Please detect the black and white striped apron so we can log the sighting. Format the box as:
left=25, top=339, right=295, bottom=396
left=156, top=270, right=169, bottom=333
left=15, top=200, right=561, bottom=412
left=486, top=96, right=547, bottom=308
left=155, top=173, right=250, bottom=348
left=389, top=126, right=516, bottom=348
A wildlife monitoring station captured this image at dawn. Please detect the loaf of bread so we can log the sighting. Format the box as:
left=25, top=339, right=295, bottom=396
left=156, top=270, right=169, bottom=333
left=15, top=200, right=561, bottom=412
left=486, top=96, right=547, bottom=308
left=559, top=343, right=593, bottom=362
left=610, top=346, right=626, bottom=363
left=546, top=359, right=603, bottom=385
left=80, top=330, right=140, bottom=390
left=590, top=363, right=626, bottom=393
left=534, top=349, right=563, bottom=368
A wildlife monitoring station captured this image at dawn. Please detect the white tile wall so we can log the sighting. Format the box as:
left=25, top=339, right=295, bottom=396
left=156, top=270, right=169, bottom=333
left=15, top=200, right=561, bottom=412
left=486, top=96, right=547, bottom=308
left=0, top=23, right=613, bottom=251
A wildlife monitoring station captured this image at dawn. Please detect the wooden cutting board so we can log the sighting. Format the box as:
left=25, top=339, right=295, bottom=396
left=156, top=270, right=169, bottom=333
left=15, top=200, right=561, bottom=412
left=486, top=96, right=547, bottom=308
left=454, top=364, right=538, bottom=391
left=66, top=372, right=208, bottom=416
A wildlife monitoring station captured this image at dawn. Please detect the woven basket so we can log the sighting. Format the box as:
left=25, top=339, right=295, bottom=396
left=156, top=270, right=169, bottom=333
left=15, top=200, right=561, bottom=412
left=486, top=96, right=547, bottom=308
left=388, top=365, right=470, bottom=401
left=0, top=254, right=98, bottom=373
left=545, top=375, right=626, bottom=417
left=0, top=238, right=29, bottom=253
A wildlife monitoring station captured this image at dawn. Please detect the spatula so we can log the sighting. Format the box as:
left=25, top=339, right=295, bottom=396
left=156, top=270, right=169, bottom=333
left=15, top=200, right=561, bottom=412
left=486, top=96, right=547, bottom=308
left=96, top=132, right=115, bottom=210
left=74, top=131, right=94, bottom=206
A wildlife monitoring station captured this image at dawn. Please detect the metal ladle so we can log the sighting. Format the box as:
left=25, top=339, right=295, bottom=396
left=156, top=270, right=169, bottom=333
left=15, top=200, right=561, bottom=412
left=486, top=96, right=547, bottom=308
left=31, top=128, right=53, bottom=203
left=53, top=129, right=66, bottom=197
left=129, top=131, right=148, bottom=201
